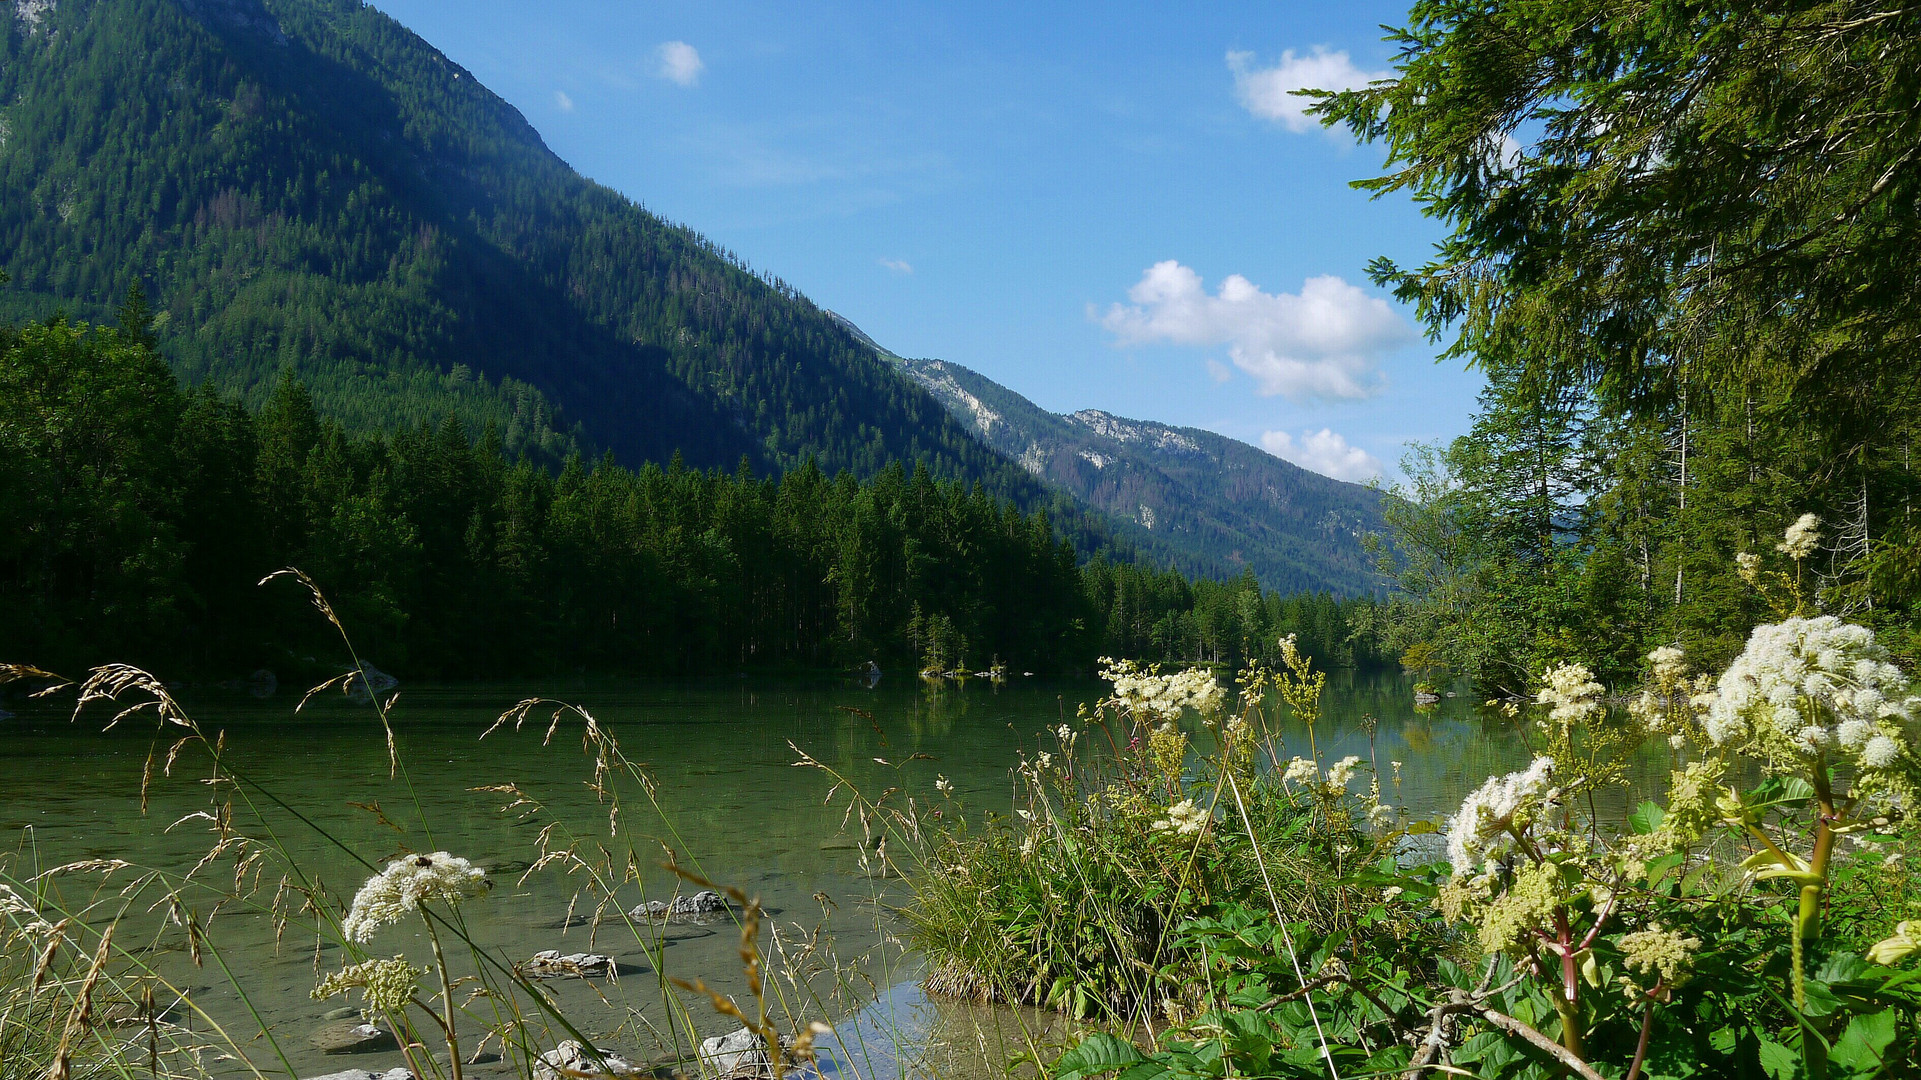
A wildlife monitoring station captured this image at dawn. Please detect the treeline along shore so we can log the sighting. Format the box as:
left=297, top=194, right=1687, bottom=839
left=0, top=301, right=1392, bottom=680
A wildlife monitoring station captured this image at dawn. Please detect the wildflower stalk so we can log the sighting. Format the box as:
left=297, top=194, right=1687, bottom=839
left=425, top=916, right=464, bottom=1080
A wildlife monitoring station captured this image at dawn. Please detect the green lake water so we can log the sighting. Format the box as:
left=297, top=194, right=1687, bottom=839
left=0, top=671, right=1577, bottom=1078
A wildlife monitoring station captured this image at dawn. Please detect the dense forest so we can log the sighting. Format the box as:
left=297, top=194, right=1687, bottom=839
left=0, top=300, right=1389, bottom=680
left=1319, top=0, right=1921, bottom=694
left=0, top=0, right=1081, bottom=518
left=0, top=0, right=1389, bottom=597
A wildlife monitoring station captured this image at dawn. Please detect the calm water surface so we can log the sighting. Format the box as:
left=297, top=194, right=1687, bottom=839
left=0, top=671, right=1560, bottom=1077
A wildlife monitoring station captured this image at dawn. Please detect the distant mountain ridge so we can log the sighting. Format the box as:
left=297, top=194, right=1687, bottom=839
left=0, top=0, right=1040, bottom=493
left=825, top=313, right=1384, bottom=594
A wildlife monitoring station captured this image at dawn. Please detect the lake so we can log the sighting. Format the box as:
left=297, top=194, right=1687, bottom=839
left=0, top=670, right=1554, bottom=1078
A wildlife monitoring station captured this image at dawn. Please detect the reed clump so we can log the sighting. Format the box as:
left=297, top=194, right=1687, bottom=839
left=897, top=643, right=1442, bottom=1026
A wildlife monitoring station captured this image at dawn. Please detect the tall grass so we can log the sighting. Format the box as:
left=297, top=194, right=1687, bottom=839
left=0, top=570, right=919, bottom=1080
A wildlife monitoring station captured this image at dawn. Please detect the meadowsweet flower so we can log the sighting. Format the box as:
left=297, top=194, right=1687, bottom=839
left=342, top=852, right=491, bottom=943
left=935, top=776, right=953, bottom=795
left=1055, top=724, right=1074, bottom=743
left=1778, top=513, right=1822, bottom=560
left=1736, top=551, right=1763, bottom=584
left=1536, top=662, right=1606, bottom=730
left=1648, top=646, right=1687, bottom=684
left=1446, top=757, right=1556, bottom=874
left=1282, top=757, right=1319, bottom=786
left=1035, top=752, right=1053, bottom=770
left=1152, top=798, right=1208, bottom=837
left=313, top=957, right=423, bottom=1016
left=1703, top=616, right=1916, bottom=771
left=1325, top=755, right=1363, bottom=791
left=1099, top=659, right=1224, bottom=723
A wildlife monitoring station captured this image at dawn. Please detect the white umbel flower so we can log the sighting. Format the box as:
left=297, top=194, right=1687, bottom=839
left=1864, top=736, right=1903, bottom=769
left=342, top=852, right=491, bottom=943
left=1446, top=757, right=1556, bottom=874
left=1703, top=616, right=1916, bottom=771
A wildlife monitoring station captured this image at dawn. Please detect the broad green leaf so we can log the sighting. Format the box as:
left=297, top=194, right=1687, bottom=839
left=1829, top=1010, right=1897, bottom=1077
left=1756, top=1039, right=1803, bottom=1080
left=1630, top=799, right=1665, bottom=835
left=1055, top=1034, right=1147, bottom=1080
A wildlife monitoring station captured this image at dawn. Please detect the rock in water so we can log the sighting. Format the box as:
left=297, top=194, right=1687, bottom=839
left=699, top=1028, right=768, bottom=1077
left=628, top=889, right=728, bottom=921
left=303, top=1070, right=415, bottom=1080
left=344, top=663, right=399, bottom=705
left=696, top=1027, right=818, bottom=1080
left=533, top=1040, right=642, bottom=1079
left=309, top=1021, right=397, bottom=1054
left=521, top=949, right=617, bottom=978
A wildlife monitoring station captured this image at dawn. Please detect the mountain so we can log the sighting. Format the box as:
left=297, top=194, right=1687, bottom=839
left=0, top=0, right=1036, bottom=489
left=847, top=330, right=1384, bottom=595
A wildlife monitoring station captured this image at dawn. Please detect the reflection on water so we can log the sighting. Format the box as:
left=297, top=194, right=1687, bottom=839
left=0, top=670, right=1663, bottom=1077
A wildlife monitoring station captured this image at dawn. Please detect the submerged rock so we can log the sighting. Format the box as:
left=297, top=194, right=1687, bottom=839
left=699, top=1028, right=767, bottom=1077
left=303, top=1070, right=414, bottom=1080
left=344, top=663, right=398, bottom=705
left=309, top=1020, right=397, bottom=1054
left=697, top=1027, right=816, bottom=1080
left=521, top=949, right=617, bottom=978
left=533, top=1040, right=643, bottom=1080
left=629, top=890, right=728, bottom=921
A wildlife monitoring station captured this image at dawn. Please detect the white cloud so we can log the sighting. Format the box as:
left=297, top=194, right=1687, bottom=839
left=1100, top=261, right=1412, bottom=401
left=1205, top=358, right=1233, bottom=384
left=878, top=257, right=913, bottom=275
left=656, top=41, right=704, bottom=87
left=1227, top=47, right=1387, bottom=133
left=1261, top=428, right=1384, bottom=483
left=553, top=90, right=574, bottom=113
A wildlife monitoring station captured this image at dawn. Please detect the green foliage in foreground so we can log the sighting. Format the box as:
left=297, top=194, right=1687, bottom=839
left=0, top=308, right=1391, bottom=677
left=912, top=627, right=1921, bottom=1079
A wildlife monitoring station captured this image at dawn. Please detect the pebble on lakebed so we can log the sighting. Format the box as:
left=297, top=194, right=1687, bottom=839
left=303, top=1070, right=414, bottom=1080
left=520, top=949, right=618, bottom=978
left=309, top=1020, right=397, bottom=1054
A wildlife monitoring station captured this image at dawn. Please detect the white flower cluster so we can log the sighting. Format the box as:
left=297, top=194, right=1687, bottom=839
left=1099, top=659, right=1225, bottom=724
left=1703, top=616, right=1915, bottom=770
left=1325, top=755, right=1363, bottom=790
left=1648, top=646, right=1686, bottom=685
left=1282, top=756, right=1320, bottom=786
left=1446, top=757, right=1558, bottom=875
left=1628, top=645, right=1717, bottom=750
left=1536, top=662, right=1606, bottom=729
left=342, top=851, right=491, bottom=943
left=1778, top=513, right=1822, bottom=560
left=1152, top=798, right=1208, bottom=837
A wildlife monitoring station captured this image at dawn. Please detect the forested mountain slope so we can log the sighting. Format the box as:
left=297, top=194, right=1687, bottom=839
left=0, top=0, right=1028, bottom=486
left=866, top=336, right=1385, bottom=595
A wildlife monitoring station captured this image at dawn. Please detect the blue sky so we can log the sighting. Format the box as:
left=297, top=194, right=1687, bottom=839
left=370, top=0, right=1484, bottom=483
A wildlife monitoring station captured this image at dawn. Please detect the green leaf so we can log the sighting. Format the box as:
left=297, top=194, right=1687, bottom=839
left=1756, top=1039, right=1803, bottom=1080
left=1630, top=799, right=1665, bottom=835
left=1829, top=1010, right=1897, bottom=1077
left=1055, top=1034, right=1148, bottom=1080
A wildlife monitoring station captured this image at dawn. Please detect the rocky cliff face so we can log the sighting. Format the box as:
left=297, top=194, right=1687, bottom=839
left=884, top=352, right=1385, bottom=594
